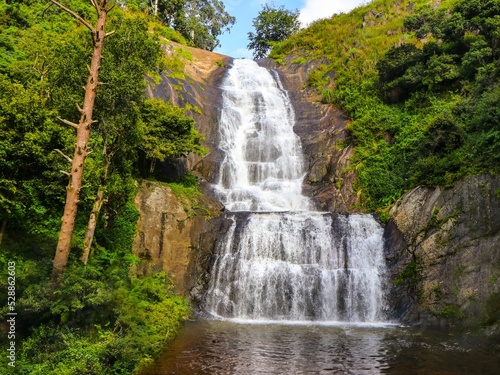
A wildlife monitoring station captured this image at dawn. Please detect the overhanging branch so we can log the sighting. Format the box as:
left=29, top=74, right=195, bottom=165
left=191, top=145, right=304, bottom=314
left=90, top=0, right=99, bottom=12
left=106, top=3, right=116, bottom=13
left=59, top=170, right=71, bottom=177
left=48, top=0, right=95, bottom=33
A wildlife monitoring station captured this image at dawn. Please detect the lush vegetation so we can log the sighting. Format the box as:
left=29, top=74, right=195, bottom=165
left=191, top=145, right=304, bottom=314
left=134, top=0, right=235, bottom=51
left=0, top=0, right=208, bottom=373
left=247, top=4, right=301, bottom=59
left=271, top=0, right=500, bottom=215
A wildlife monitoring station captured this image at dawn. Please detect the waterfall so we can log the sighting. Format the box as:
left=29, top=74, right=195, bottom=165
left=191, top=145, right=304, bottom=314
left=204, top=59, right=386, bottom=323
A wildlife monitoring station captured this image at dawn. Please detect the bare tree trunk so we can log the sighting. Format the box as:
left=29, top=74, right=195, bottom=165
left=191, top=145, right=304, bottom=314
left=81, top=140, right=113, bottom=265
left=0, top=217, right=7, bottom=250
left=51, top=0, right=113, bottom=278
left=151, top=0, right=158, bottom=16
left=81, top=183, right=105, bottom=265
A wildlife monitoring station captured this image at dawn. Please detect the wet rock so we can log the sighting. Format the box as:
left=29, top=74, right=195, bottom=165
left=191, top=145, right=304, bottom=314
left=146, top=41, right=231, bottom=183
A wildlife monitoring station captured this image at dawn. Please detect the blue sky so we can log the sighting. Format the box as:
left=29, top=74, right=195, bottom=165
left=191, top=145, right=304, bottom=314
left=215, top=0, right=369, bottom=58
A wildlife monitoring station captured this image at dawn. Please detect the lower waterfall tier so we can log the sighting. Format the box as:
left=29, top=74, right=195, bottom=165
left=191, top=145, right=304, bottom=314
left=204, top=212, right=387, bottom=323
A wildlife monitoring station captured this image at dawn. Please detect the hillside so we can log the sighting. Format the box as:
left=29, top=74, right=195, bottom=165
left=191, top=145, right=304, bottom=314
left=1, top=0, right=499, bottom=372
left=271, top=0, right=500, bottom=218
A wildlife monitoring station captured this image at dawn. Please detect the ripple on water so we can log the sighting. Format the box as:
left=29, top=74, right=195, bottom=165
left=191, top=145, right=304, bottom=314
left=140, top=321, right=500, bottom=375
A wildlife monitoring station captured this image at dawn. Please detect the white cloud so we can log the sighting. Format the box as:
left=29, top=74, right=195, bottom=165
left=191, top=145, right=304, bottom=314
left=299, top=0, right=368, bottom=26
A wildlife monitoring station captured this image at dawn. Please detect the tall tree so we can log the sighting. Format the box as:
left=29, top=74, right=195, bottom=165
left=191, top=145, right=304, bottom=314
left=50, top=0, right=114, bottom=277
left=248, top=4, right=300, bottom=59
left=157, top=0, right=234, bottom=51
left=81, top=14, right=162, bottom=264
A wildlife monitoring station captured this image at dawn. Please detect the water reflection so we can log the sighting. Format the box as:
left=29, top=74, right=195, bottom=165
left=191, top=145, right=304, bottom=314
left=142, top=321, right=499, bottom=374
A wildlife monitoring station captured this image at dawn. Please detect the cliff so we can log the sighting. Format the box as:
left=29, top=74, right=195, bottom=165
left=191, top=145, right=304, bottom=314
left=131, top=180, right=223, bottom=297
left=385, top=175, right=500, bottom=330
left=146, top=41, right=231, bottom=182
left=133, top=43, right=228, bottom=297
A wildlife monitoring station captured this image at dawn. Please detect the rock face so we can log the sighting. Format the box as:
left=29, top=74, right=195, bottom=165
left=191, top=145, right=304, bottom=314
left=132, top=44, right=229, bottom=297
left=132, top=181, right=223, bottom=297
left=259, top=57, right=359, bottom=212
left=384, top=175, right=500, bottom=329
left=146, top=41, right=231, bottom=183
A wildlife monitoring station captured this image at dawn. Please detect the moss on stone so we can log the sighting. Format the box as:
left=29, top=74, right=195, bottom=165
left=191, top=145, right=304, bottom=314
left=433, top=304, right=464, bottom=319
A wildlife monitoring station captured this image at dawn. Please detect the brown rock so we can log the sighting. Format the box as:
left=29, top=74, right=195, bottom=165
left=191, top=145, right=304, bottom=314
left=132, top=181, right=223, bottom=297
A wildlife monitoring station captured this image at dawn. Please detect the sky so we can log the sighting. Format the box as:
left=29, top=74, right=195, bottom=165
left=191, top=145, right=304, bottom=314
left=215, top=0, right=369, bottom=58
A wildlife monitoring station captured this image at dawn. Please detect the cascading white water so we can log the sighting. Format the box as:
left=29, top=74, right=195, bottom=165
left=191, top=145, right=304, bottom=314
left=205, top=59, right=386, bottom=323
left=214, top=59, right=311, bottom=212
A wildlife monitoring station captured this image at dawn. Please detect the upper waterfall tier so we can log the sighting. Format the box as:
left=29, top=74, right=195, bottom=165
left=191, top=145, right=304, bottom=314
left=215, top=59, right=312, bottom=212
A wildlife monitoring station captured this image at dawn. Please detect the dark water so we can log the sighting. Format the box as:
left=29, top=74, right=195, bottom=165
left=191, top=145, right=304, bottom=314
left=142, top=320, right=500, bottom=375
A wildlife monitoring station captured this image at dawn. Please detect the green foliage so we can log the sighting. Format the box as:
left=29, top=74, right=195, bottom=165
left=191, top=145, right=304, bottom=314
left=139, top=98, right=206, bottom=173
left=394, top=258, right=422, bottom=288
left=271, top=0, right=500, bottom=212
left=248, top=4, right=301, bottom=59
left=11, top=273, right=189, bottom=375
left=165, top=173, right=206, bottom=214
left=483, top=292, right=500, bottom=326
left=0, top=200, right=189, bottom=374
left=163, top=53, right=187, bottom=79
left=307, top=64, right=330, bottom=88
left=150, top=21, right=188, bottom=44
left=157, top=0, right=235, bottom=51
left=0, top=74, right=69, bottom=226
left=175, top=47, right=193, bottom=61
left=433, top=304, right=464, bottom=319
left=0, top=1, right=198, bottom=372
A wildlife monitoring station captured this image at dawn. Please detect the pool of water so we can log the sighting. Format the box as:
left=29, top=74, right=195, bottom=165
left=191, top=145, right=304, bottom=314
left=141, top=320, right=500, bottom=374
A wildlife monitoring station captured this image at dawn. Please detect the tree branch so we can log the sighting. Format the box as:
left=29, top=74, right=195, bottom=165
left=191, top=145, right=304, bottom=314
left=90, top=0, right=99, bottom=12
left=76, top=103, right=84, bottom=114
left=59, top=170, right=71, bottom=177
left=58, top=118, right=79, bottom=129
left=48, top=0, right=95, bottom=33
left=106, top=3, right=116, bottom=13
left=54, top=149, right=73, bottom=164
left=105, top=30, right=115, bottom=38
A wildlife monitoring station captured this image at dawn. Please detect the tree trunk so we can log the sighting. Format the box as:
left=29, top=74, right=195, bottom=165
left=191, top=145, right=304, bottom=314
left=81, top=183, right=105, bottom=265
left=81, top=142, right=112, bottom=265
left=0, top=217, right=7, bottom=250
left=51, top=0, right=111, bottom=278
left=152, top=0, right=158, bottom=16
